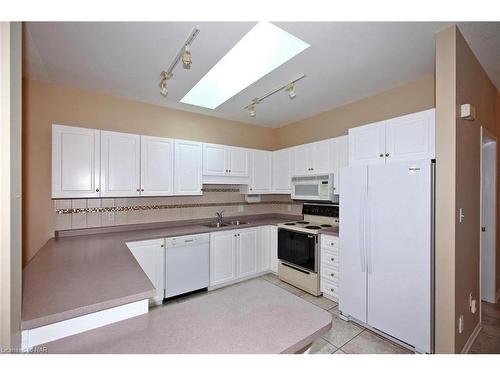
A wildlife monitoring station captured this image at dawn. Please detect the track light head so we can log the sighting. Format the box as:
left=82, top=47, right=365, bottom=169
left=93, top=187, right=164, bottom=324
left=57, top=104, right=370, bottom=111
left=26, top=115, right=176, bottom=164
left=285, top=83, right=296, bottom=99
left=159, top=71, right=172, bottom=97
left=248, top=105, right=256, bottom=117
left=182, top=45, right=192, bottom=69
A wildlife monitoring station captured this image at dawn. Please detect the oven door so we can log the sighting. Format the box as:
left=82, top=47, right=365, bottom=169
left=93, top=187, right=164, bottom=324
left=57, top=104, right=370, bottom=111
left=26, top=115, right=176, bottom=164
left=278, top=228, right=318, bottom=272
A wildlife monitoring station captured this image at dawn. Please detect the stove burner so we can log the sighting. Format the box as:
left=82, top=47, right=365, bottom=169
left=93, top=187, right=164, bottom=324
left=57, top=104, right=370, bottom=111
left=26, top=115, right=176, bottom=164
left=305, top=225, right=321, bottom=230
left=320, top=224, right=332, bottom=228
left=284, top=222, right=296, bottom=226
left=296, top=221, right=310, bottom=224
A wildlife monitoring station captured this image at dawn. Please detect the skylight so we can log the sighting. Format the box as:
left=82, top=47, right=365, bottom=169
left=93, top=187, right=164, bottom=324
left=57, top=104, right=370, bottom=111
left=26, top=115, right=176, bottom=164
left=180, top=22, right=310, bottom=109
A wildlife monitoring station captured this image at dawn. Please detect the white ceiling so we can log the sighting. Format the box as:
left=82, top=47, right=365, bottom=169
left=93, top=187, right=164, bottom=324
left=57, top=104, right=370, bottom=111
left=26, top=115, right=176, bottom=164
left=23, top=22, right=500, bottom=128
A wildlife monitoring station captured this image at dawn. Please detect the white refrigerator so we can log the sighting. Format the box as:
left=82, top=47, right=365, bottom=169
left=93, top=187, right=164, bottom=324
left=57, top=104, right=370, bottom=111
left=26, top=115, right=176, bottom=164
left=339, top=159, right=434, bottom=353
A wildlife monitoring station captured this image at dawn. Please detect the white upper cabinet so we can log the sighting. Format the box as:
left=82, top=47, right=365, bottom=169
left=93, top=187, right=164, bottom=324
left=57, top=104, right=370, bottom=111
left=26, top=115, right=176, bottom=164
left=272, top=148, right=292, bottom=193
left=140, top=136, right=174, bottom=196
left=349, top=121, right=387, bottom=166
left=249, top=150, right=272, bottom=193
left=331, top=136, right=348, bottom=195
left=227, top=147, right=249, bottom=177
left=293, top=140, right=333, bottom=176
left=292, top=144, right=311, bottom=176
left=100, top=130, right=141, bottom=197
left=203, top=144, right=249, bottom=177
left=174, top=140, right=202, bottom=195
left=385, top=108, right=435, bottom=162
left=52, top=124, right=100, bottom=198
left=349, top=109, right=435, bottom=166
left=311, top=139, right=333, bottom=174
left=203, top=144, right=227, bottom=176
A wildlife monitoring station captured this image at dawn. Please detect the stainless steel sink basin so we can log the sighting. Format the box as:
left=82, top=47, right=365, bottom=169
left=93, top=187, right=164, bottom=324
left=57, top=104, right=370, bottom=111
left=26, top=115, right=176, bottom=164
left=203, top=222, right=229, bottom=228
left=228, top=220, right=248, bottom=226
left=202, top=220, right=248, bottom=228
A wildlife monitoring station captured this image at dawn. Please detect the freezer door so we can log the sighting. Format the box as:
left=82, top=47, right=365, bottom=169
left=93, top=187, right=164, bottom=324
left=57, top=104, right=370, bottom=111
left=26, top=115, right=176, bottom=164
left=366, top=159, right=432, bottom=352
left=339, top=165, right=368, bottom=323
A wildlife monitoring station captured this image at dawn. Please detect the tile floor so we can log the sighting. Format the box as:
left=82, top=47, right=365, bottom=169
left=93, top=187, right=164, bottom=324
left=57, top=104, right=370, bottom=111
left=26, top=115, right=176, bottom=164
left=469, top=300, right=500, bottom=354
left=169, top=273, right=412, bottom=354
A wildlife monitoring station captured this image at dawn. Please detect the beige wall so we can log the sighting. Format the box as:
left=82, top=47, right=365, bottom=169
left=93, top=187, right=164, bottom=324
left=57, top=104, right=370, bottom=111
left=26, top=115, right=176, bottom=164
left=0, top=22, right=22, bottom=351
left=435, top=25, right=499, bottom=353
left=274, top=75, right=435, bottom=148
left=435, top=26, right=457, bottom=354
left=22, top=79, right=277, bottom=264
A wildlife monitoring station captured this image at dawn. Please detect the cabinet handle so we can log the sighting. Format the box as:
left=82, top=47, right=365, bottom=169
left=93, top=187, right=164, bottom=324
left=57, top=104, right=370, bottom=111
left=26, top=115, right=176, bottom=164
left=331, top=273, right=335, bottom=277
left=385, top=153, right=389, bottom=157
left=330, top=288, right=334, bottom=292
left=141, top=188, right=144, bottom=192
left=379, top=153, right=384, bottom=157
left=331, top=257, right=335, bottom=261
left=330, top=242, right=334, bottom=246
left=160, top=244, right=164, bottom=248
left=225, top=169, right=228, bottom=172
left=136, top=188, right=140, bottom=192
left=229, top=169, right=232, bottom=172
left=95, top=188, right=99, bottom=192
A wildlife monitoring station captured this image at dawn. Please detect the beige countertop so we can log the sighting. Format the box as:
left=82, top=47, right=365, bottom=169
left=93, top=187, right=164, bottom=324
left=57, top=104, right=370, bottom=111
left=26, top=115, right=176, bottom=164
left=43, top=278, right=332, bottom=354
left=22, top=214, right=300, bottom=330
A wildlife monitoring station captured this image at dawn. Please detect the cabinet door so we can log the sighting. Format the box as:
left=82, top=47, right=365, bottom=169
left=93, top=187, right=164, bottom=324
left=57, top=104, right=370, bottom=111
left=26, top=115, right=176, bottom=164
left=348, top=121, right=386, bottom=166
left=228, top=147, right=249, bottom=177
left=127, top=238, right=165, bottom=304
left=203, top=144, right=227, bottom=176
left=210, top=230, right=237, bottom=286
left=311, top=139, right=333, bottom=174
left=385, top=108, right=435, bottom=163
left=52, top=124, right=100, bottom=198
left=100, top=131, right=141, bottom=197
left=269, top=225, right=279, bottom=273
left=331, top=136, right=349, bottom=195
left=250, top=150, right=272, bottom=193
left=272, top=148, right=292, bottom=193
left=293, top=144, right=311, bottom=176
left=174, top=140, right=202, bottom=195
left=237, top=227, right=259, bottom=278
left=140, top=136, right=173, bottom=196
left=259, top=226, right=271, bottom=272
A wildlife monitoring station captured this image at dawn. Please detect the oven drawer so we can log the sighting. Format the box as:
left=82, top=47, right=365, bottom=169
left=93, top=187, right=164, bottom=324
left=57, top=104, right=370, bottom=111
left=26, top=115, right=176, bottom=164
left=321, top=278, right=339, bottom=300
left=321, top=235, right=339, bottom=251
left=321, top=249, right=339, bottom=268
left=321, top=264, right=339, bottom=284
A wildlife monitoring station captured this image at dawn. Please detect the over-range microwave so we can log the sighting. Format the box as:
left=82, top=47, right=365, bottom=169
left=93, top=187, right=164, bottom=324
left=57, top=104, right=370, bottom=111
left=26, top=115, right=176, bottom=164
left=291, top=174, right=337, bottom=202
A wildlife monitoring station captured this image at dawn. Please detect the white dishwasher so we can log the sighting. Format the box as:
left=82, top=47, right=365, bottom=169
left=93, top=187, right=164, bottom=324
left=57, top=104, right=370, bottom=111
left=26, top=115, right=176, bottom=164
left=164, top=233, right=210, bottom=299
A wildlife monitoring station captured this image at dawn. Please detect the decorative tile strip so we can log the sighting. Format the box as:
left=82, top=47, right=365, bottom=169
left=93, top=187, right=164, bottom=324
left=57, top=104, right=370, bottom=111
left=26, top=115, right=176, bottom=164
left=55, top=201, right=299, bottom=214
left=201, top=187, right=240, bottom=193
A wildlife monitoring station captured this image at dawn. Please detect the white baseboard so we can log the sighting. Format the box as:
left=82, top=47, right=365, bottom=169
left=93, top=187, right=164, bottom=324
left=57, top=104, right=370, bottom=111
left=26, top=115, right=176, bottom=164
left=461, top=321, right=482, bottom=354
left=21, top=299, right=148, bottom=350
left=208, top=270, right=270, bottom=291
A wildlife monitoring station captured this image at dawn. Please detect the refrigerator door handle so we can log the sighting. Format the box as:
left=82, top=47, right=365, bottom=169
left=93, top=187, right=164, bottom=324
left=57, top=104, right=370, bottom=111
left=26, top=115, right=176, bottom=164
left=365, top=191, right=372, bottom=274
left=359, top=184, right=367, bottom=273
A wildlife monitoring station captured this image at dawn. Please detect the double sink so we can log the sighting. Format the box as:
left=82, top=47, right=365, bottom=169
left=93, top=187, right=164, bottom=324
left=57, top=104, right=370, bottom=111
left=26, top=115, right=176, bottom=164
left=203, top=220, right=248, bottom=228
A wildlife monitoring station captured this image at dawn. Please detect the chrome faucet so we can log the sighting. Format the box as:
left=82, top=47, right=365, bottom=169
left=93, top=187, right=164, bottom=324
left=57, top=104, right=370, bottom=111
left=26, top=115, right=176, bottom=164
left=215, top=210, right=225, bottom=225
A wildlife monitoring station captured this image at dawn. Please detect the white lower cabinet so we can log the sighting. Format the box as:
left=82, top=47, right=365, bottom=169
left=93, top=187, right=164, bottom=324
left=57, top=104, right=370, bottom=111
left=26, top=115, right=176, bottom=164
left=126, top=238, right=165, bottom=305
left=209, top=226, right=273, bottom=287
left=320, top=234, right=340, bottom=301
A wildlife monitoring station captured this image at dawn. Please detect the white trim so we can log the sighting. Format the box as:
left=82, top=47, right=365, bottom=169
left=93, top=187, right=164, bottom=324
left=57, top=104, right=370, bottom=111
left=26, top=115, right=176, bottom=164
left=461, top=321, right=482, bottom=354
left=21, top=299, right=148, bottom=350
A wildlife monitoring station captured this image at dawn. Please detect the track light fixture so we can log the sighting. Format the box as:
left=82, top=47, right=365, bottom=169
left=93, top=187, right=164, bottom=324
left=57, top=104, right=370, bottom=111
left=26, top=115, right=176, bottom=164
left=243, top=74, right=305, bottom=117
left=159, top=26, right=200, bottom=97
left=285, top=83, right=296, bottom=99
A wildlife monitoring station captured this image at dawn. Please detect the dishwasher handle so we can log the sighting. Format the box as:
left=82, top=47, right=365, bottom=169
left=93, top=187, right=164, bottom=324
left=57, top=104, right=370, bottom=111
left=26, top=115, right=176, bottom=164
left=165, top=233, right=210, bottom=248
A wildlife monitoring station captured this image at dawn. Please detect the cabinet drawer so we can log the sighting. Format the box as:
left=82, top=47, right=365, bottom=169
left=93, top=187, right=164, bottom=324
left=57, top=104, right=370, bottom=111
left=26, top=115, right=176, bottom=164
left=321, top=235, right=339, bottom=251
left=321, top=264, right=339, bottom=284
left=321, top=249, right=339, bottom=268
left=321, top=278, right=339, bottom=299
